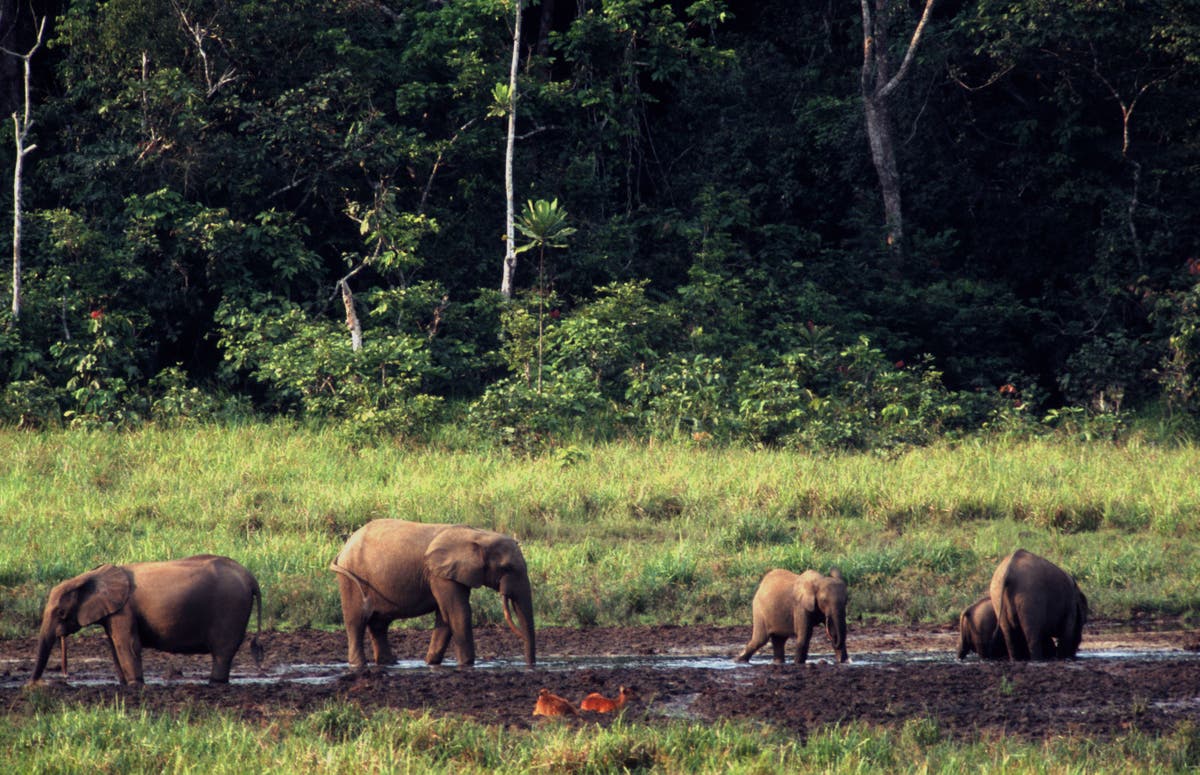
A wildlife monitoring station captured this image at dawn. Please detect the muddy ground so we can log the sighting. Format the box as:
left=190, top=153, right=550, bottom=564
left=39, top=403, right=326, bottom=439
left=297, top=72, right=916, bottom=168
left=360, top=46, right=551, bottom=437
left=3, top=618, right=1199, bottom=740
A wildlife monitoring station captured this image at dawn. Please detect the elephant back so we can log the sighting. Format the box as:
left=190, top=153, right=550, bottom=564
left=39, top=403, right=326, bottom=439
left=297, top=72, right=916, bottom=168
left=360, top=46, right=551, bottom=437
left=333, top=520, right=449, bottom=602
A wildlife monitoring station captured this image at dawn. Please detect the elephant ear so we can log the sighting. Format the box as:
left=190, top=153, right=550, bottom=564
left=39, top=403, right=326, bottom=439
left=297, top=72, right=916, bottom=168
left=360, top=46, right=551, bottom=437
left=75, top=565, right=132, bottom=626
left=425, top=527, right=489, bottom=588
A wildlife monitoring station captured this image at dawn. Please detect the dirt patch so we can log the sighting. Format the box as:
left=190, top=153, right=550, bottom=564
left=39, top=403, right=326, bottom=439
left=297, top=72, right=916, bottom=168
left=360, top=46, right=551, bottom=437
left=3, top=619, right=1199, bottom=740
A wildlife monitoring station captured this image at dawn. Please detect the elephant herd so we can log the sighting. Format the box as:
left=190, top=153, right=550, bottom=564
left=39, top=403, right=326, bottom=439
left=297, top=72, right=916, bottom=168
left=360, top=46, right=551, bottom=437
left=26, top=516, right=1086, bottom=686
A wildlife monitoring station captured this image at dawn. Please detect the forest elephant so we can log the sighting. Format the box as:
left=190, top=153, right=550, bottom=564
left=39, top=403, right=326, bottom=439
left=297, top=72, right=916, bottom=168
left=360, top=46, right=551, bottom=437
left=735, top=568, right=848, bottom=665
left=989, top=549, right=1088, bottom=661
left=956, top=596, right=1008, bottom=660
left=29, top=554, right=262, bottom=685
left=330, top=519, right=536, bottom=668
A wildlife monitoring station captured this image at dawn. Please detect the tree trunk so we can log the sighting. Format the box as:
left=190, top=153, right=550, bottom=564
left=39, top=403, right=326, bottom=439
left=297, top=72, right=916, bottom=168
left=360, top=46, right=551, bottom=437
left=339, top=279, right=362, bottom=352
left=859, top=0, right=936, bottom=267
left=500, top=0, right=523, bottom=300
left=862, top=93, right=904, bottom=252
left=6, top=16, right=46, bottom=323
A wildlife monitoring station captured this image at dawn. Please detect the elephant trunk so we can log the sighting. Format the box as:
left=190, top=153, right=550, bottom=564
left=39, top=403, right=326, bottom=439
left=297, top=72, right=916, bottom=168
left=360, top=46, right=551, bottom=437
left=30, top=623, right=57, bottom=683
left=500, top=577, right=536, bottom=666
left=827, top=610, right=848, bottom=663
left=956, top=613, right=970, bottom=660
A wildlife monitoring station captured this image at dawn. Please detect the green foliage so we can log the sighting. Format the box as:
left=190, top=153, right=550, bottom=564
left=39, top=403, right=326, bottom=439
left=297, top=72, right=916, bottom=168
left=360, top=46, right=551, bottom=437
left=49, top=310, right=145, bottom=429
left=215, top=297, right=442, bottom=440
left=514, top=198, right=576, bottom=255
left=0, top=375, right=63, bottom=430
left=1156, top=280, right=1200, bottom=418
left=627, top=353, right=733, bottom=440
left=148, top=366, right=250, bottom=428
left=3, top=0, right=1200, bottom=447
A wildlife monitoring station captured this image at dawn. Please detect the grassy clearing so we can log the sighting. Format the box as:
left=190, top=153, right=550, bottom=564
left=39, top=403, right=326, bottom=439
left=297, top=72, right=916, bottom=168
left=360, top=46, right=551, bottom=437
left=2, top=700, right=1198, bottom=774
left=1, top=425, right=1198, bottom=637
left=3, top=426, right=1199, bottom=771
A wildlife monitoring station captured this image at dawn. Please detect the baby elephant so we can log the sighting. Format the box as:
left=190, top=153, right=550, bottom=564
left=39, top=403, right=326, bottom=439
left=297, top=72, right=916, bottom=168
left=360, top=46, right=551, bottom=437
left=735, top=568, right=848, bottom=664
left=30, top=554, right=262, bottom=685
left=956, top=596, right=1007, bottom=660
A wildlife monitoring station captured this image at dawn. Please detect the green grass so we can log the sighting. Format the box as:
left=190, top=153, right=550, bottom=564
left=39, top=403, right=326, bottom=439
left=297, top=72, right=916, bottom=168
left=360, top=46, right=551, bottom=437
left=2, top=700, right=1198, bottom=774
left=4, top=425, right=1200, bottom=771
left=2, top=425, right=1199, bottom=636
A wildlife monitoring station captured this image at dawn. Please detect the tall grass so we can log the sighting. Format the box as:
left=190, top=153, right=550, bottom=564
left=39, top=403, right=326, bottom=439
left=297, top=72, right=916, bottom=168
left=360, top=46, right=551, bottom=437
left=3, top=700, right=1198, bottom=774
left=1, top=425, right=1198, bottom=636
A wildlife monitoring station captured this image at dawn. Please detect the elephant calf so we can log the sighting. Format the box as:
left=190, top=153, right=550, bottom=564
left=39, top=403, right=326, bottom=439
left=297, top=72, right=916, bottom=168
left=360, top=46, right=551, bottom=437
left=736, top=568, right=848, bottom=665
left=990, top=549, right=1088, bottom=661
left=956, top=596, right=1007, bottom=660
left=30, top=554, right=262, bottom=685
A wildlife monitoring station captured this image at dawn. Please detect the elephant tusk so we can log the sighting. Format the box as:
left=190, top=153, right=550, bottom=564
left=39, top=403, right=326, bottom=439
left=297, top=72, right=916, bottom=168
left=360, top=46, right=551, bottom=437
left=502, top=595, right=521, bottom=639
left=61, top=635, right=68, bottom=676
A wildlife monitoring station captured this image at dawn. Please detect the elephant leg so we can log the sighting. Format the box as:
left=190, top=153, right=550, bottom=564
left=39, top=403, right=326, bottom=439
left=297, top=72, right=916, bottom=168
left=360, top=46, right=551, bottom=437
left=770, top=635, right=788, bottom=664
left=735, top=620, right=769, bottom=663
left=1025, top=624, right=1050, bottom=660
left=425, top=609, right=453, bottom=665
left=209, top=651, right=234, bottom=684
left=102, top=631, right=128, bottom=685
left=368, top=619, right=396, bottom=665
left=795, top=621, right=814, bottom=665
left=998, top=621, right=1029, bottom=661
left=336, top=576, right=369, bottom=669
left=107, top=618, right=144, bottom=685
left=432, top=579, right=476, bottom=666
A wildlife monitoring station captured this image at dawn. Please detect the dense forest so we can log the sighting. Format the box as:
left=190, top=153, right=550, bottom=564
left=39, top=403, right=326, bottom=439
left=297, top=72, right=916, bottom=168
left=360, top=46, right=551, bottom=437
left=1, top=0, right=1198, bottom=447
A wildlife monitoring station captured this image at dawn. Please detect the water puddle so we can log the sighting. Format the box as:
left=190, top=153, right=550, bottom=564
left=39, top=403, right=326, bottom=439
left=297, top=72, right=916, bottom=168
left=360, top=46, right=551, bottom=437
left=7, top=648, right=1197, bottom=688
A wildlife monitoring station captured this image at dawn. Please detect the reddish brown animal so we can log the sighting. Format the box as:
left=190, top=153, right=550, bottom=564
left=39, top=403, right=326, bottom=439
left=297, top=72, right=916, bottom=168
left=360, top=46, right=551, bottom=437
left=533, top=688, right=578, bottom=717
left=580, top=685, right=636, bottom=713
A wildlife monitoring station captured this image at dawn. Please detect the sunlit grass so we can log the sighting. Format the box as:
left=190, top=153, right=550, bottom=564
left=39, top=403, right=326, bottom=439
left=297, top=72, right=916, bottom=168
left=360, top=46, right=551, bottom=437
left=2, top=701, right=1198, bottom=774
left=1, top=426, right=1198, bottom=637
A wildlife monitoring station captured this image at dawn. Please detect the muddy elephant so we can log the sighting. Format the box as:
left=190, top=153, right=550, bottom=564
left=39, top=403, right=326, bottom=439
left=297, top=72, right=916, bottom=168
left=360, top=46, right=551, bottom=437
left=30, top=555, right=262, bottom=685
left=330, top=519, right=536, bottom=668
left=956, top=596, right=1008, bottom=660
left=735, top=568, right=848, bottom=664
left=989, top=549, right=1088, bottom=661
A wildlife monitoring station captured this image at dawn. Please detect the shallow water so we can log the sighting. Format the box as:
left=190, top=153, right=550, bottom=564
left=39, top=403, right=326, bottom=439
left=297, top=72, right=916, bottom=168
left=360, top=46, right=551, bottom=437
left=8, top=647, right=1197, bottom=688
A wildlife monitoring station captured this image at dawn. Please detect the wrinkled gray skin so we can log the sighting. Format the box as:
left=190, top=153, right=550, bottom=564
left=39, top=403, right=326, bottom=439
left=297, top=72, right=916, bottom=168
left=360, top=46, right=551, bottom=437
left=30, top=555, right=262, bottom=685
left=735, top=568, right=848, bottom=664
left=330, top=519, right=536, bottom=669
left=956, top=596, right=1008, bottom=660
left=989, top=549, right=1088, bottom=661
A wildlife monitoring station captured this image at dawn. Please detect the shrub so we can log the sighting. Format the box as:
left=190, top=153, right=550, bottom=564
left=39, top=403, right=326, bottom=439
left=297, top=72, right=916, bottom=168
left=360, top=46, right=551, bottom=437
left=216, top=295, right=442, bottom=440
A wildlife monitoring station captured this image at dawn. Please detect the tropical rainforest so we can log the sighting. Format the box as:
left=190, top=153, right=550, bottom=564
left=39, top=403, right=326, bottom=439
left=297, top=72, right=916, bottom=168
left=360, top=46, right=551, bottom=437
left=1, top=0, right=1198, bottom=448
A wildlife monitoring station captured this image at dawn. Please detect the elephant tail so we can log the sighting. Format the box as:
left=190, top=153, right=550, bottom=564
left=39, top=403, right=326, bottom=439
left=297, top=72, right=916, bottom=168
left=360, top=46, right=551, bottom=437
left=249, top=581, right=264, bottom=671
left=330, top=561, right=404, bottom=615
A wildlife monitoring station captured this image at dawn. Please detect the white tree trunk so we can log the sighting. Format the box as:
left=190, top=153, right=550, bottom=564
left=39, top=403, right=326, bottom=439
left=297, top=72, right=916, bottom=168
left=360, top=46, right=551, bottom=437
left=500, top=0, right=523, bottom=299
left=6, top=17, right=46, bottom=322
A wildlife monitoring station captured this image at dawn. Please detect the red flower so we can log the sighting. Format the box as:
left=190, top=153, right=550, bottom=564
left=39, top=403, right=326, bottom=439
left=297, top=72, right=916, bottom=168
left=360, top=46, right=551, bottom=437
left=999, top=383, right=1018, bottom=397
left=90, top=309, right=103, bottom=320
left=894, top=360, right=905, bottom=369
left=550, top=309, right=560, bottom=319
